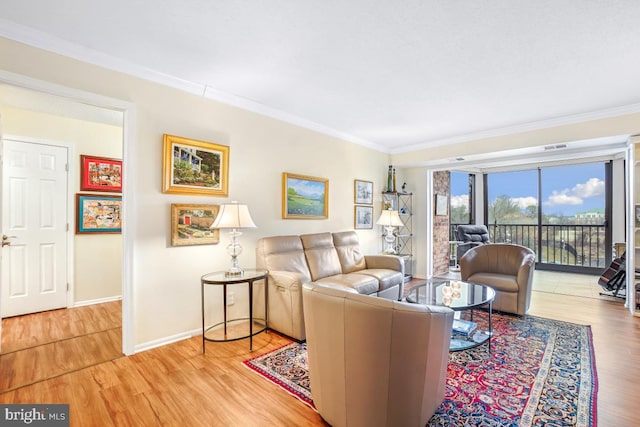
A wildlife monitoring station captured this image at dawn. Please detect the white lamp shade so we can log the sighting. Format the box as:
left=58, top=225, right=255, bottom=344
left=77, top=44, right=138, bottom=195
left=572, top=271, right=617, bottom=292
left=376, top=209, right=404, bottom=227
left=211, top=202, right=257, bottom=229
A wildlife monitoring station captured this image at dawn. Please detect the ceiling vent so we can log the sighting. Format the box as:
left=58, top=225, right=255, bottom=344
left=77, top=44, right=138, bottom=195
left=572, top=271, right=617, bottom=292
left=544, top=144, right=568, bottom=151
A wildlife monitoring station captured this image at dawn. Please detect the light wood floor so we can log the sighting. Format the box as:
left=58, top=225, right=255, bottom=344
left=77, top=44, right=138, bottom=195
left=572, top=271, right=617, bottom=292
left=1, top=275, right=639, bottom=426
left=0, top=302, right=122, bottom=393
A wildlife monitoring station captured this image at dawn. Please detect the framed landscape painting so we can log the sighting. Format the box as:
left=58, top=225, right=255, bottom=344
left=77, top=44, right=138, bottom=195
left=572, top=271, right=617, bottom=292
left=80, top=155, right=122, bottom=192
left=76, top=193, right=122, bottom=234
left=282, top=172, right=329, bottom=219
left=162, top=134, right=229, bottom=196
left=170, top=204, right=220, bottom=246
left=354, top=205, right=373, bottom=229
left=354, top=179, right=373, bottom=204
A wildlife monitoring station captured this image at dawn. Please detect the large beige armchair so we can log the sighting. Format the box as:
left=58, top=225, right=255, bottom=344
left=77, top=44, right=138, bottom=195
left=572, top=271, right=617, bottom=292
left=459, top=243, right=535, bottom=315
left=302, top=281, right=453, bottom=427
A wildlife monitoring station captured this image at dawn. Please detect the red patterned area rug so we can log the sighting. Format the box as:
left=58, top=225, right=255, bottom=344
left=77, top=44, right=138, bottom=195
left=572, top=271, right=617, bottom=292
left=243, top=312, right=598, bottom=426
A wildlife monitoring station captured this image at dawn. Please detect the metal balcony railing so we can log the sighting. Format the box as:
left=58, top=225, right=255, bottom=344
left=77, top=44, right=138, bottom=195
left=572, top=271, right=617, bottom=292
left=450, top=223, right=607, bottom=269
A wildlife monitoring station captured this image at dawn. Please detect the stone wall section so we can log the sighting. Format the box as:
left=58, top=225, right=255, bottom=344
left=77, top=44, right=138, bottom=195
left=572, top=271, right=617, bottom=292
left=433, top=171, right=450, bottom=275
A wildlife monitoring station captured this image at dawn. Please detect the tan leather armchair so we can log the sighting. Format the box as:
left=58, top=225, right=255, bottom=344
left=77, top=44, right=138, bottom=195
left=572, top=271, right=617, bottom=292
left=302, top=281, right=453, bottom=427
left=459, top=243, right=535, bottom=315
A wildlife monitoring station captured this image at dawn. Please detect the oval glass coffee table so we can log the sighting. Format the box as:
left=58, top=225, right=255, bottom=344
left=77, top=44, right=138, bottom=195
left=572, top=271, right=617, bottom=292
left=405, top=280, right=495, bottom=351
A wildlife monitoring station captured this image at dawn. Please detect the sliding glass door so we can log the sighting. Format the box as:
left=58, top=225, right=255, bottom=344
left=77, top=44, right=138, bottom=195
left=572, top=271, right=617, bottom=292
left=484, top=162, right=609, bottom=274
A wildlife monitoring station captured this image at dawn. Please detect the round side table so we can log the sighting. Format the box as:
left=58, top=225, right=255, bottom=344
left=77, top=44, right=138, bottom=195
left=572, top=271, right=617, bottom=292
left=201, top=269, right=268, bottom=353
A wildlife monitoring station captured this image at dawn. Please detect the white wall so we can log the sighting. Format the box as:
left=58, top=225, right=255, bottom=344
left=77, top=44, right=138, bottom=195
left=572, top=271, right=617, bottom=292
left=0, top=37, right=391, bottom=349
left=0, top=106, right=123, bottom=304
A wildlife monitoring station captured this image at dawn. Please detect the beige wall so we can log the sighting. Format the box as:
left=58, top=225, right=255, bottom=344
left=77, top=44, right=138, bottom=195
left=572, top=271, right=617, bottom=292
left=0, top=106, right=123, bottom=304
left=3, top=35, right=638, bottom=348
left=0, top=37, right=391, bottom=348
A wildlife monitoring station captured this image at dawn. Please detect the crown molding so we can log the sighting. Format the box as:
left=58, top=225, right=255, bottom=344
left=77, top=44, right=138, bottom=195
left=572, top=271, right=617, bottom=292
left=201, top=85, right=386, bottom=152
left=3, top=18, right=639, bottom=157
left=392, top=103, right=640, bottom=154
left=0, top=20, right=388, bottom=153
left=0, top=19, right=204, bottom=96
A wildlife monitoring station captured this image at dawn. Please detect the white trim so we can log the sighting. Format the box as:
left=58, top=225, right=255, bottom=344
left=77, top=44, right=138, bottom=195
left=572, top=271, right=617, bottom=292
left=121, top=107, right=137, bottom=355
left=0, top=20, right=385, bottom=153
left=134, top=329, right=199, bottom=354
left=0, top=70, right=137, bottom=355
left=425, top=171, right=435, bottom=278
left=4, top=19, right=640, bottom=156
left=0, top=19, right=203, bottom=97
left=392, top=104, right=640, bottom=154
left=73, top=295, right=122, bottom=308
left=408, top=135, right=629, bottom=172
left=201, top=86, right=384, bottom=152
left=626, top=135, right=640, bottom=315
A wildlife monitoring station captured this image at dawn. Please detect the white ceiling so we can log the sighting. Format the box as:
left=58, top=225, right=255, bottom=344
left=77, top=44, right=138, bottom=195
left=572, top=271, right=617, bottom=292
left=1, top=1, right=640, bottom=153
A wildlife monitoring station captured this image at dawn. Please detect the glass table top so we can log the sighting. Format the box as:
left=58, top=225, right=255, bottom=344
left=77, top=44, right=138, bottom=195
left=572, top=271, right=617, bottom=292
left=405, top=279, right=495, bottom=310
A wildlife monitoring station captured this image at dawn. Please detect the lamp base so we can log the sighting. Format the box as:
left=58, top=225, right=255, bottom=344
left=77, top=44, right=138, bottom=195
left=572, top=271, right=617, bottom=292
left=225, top=230, right=244, bottom=277
left=224, top=267, right=244, bottom=278
left=383, top=226, right=397, bottom=254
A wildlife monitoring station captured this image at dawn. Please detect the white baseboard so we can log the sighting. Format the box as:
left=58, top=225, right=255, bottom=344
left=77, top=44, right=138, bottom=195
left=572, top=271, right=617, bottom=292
left=72, top=295, right=122, bottom=307
left=134, top=328, right=201, bottom=354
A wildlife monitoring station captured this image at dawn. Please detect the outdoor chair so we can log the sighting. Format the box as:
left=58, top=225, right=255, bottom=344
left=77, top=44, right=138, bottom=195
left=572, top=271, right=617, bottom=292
left=456, top=224, right=490, bottom=260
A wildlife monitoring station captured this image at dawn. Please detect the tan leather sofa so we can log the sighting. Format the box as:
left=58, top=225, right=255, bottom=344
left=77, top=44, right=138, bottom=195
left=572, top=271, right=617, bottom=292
left=459, top=243, right=535, bottom=315
left=302, top=281, right=453, bottom=427
left=255, top=231, right=405, bottom=340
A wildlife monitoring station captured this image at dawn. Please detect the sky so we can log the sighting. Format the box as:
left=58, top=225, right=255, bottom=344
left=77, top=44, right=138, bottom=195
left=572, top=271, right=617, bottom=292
left=288, top=177, right=326, bottom=198
left=451, top=162, right=605, bottom=217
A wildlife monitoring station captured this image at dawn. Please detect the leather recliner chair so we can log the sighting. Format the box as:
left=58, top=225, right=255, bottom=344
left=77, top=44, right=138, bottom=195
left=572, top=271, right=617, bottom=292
left=456, top=224, right=490, bottom=260
left=302, top=281, right=453, bottom=427
left=459, top=243, right=535, bottom=315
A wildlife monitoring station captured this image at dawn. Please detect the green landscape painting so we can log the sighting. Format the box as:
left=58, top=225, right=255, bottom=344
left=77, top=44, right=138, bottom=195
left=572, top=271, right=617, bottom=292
left=284, top=174, right=328, bottom=218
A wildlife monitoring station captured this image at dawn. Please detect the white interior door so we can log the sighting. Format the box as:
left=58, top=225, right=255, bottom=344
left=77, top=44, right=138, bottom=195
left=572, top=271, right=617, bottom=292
left=1, top=139, right=69, bottom=318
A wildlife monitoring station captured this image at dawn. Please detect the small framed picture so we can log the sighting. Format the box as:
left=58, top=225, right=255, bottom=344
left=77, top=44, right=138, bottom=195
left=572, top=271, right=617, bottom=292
left=80, top=155, right=122, bottom=193
left=76, top=193, right=122, bottom=234
left=435, top=194, right=448, bottom=216
left=170, top=204, right=220, bottom=246
left=354, top=179, right=373, bottom=205
left=354, top=205, right=374, bottom=229
left=635, top=204, right=640, bottom=227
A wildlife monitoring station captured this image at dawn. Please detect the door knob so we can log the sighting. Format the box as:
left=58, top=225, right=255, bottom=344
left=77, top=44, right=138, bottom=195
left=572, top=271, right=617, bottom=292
left=2, top=235, right=16, bottom=247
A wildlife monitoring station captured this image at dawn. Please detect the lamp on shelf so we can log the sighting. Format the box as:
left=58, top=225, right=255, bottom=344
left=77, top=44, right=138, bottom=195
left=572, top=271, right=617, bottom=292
left=376, top=209, right=404, bottom=254
left=210, top=201, right=257, bottom=277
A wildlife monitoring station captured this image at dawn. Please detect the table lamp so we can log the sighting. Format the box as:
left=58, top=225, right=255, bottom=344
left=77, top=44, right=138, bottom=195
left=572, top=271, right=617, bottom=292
left=211, top=201, right=257, bottom=277
left=376, top=209, right=404, bottom=254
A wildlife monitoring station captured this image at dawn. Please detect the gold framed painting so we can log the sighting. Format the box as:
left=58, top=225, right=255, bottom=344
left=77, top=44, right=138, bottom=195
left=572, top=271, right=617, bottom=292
left=162, top=134, right=229, bottom=196
left=282, top=172, right=329, bottom=219
left=170, top=204, right=220, bottom=246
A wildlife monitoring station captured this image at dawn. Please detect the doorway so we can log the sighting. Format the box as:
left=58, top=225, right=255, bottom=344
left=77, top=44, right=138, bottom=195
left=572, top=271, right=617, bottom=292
left=0, top=80, right=130, bottom=355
